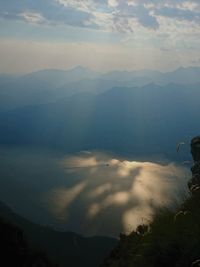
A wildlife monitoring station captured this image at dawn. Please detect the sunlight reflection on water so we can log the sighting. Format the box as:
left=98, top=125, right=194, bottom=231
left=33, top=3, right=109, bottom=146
left=46, top=151, right=190, bottom=236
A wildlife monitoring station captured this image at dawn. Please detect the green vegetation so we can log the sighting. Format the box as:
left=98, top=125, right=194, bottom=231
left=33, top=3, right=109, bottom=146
left=102, top=137, right=200, bottom=267
left=101, top=182, right=200, bottom=267
left=101, top=193, right=200, bottom=267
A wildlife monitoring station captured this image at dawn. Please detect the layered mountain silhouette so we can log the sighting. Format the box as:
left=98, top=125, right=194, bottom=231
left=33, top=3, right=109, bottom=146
left=1, top=66, right=200, bottom=266
left=0, top=80, right=200, bottom=160
left=0, top=201, right=117, bottom=267
left=1, top=66, right=200, bottom=110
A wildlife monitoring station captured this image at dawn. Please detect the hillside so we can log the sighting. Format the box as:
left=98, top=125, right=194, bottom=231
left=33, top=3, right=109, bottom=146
left=0, top=217, right=56, bottom=267
left=0, top=83, right=200, bottom=160
left=101, top=136, right=200, bottom=267
left=0, top=201, right=117, bottom=267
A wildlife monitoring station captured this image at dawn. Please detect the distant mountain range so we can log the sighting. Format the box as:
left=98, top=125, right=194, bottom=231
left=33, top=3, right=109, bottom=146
left=1, top=66, right=200, bottom=110
left=102, top=66, right=200, bottom=84
left=1, top=66, right=199, bottom=266
left=0, top=66, right=199, bottom=265
left=0, top=81, right=199, bottom=160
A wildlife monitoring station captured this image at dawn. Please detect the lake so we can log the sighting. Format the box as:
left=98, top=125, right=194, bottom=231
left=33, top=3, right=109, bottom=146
left=0, top=146, right=190, bottom=237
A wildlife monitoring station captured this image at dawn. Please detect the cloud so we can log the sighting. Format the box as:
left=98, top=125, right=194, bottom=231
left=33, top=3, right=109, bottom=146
left=0, top=0, right=200, bottom=73
left=19, top=11, right=45, bottom=24
left=0, top=0, right=95, bottom=28
left=108, top=0, right=118, bottom=8
left=0, top=0, right=200, bottom=33
left=154, top=6, right=200, bottom=23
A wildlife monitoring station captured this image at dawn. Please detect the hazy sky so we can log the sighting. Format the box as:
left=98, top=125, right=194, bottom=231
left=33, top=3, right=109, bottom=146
left=0, top=0, right=200, bottom=73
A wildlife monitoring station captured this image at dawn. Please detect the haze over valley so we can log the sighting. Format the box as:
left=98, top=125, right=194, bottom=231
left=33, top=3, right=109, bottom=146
left=1, top=1, right=200, bottom=265
left=0, top=66, right=199, bottom=237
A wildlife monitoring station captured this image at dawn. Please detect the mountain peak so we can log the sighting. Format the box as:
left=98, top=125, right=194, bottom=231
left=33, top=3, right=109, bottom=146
left=69, top=65, right=93, bottom=72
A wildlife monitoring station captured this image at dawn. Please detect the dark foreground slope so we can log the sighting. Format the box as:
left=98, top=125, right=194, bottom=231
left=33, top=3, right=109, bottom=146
left=0, top=202, right=117, bottom=267
left=0, top=217, right=56, bottom=267
left=101, top=136, right=200, bottom=267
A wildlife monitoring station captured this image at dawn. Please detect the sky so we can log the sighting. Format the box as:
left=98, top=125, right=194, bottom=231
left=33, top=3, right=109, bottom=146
left=0, top=0, right=200, bottom=73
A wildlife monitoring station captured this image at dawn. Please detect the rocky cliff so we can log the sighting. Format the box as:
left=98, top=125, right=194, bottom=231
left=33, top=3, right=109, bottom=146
left=101, top=136, right=200, bottom=267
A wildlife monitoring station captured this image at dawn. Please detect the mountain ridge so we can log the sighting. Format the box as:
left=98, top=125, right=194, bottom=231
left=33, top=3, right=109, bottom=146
left=0, top=200, right=117, bottom=267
